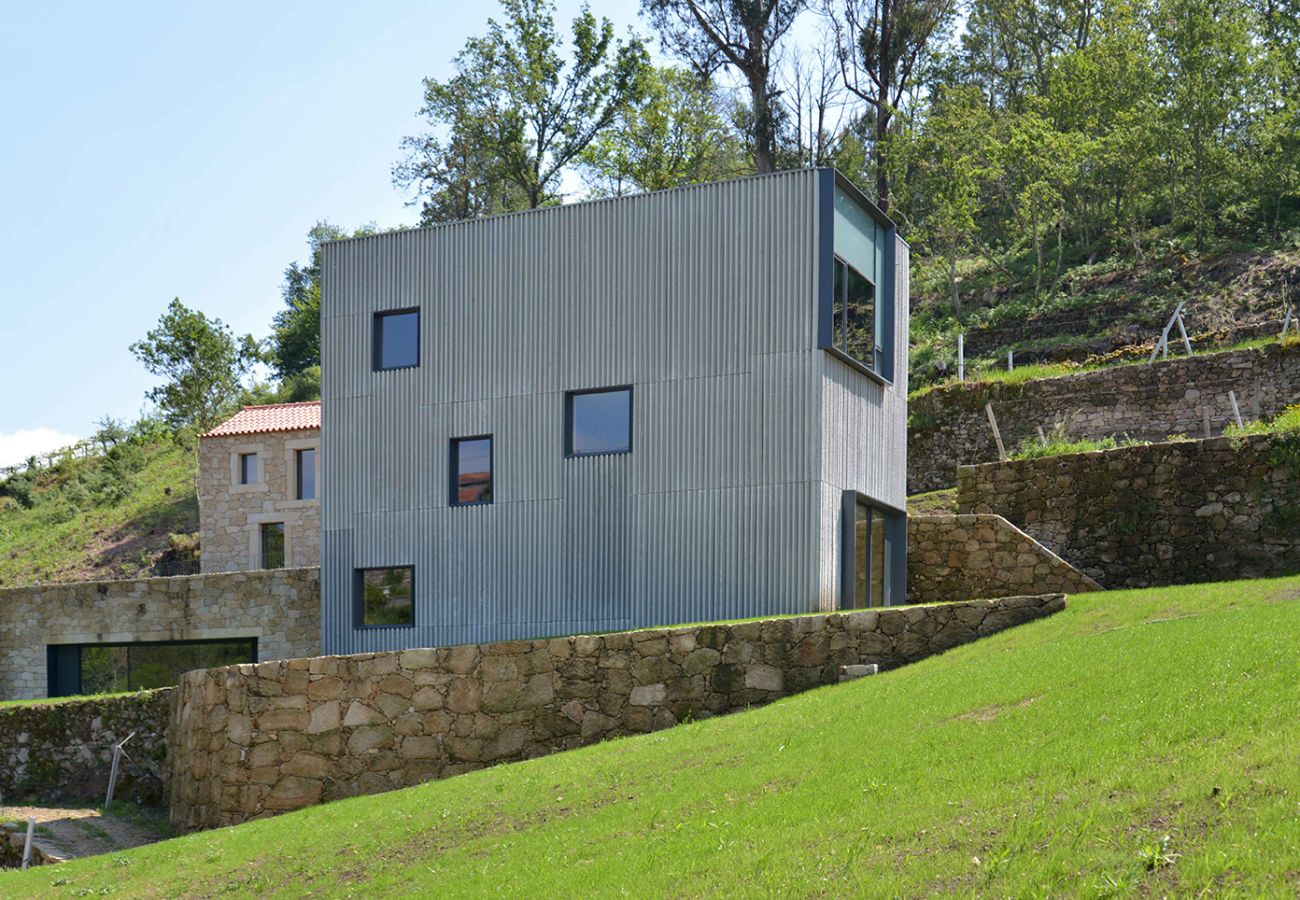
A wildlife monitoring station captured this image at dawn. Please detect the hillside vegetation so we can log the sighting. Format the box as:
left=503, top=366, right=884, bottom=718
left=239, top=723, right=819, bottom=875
left=7, top=575, right=1297, bottom=896
left=0, top=434, right=198, bottom=588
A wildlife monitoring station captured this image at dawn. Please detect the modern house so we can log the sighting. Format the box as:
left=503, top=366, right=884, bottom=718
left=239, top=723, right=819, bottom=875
left=197, top=402, right=322, bottom=572
left=319, top=168, right=908, bottom=654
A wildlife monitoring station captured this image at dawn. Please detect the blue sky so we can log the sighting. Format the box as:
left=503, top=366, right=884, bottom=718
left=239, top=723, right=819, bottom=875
left=0, top=0, right=642, bottom=465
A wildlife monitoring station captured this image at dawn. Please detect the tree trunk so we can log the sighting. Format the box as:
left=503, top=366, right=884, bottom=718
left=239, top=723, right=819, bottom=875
left=948, top=246, right=961, bottom=317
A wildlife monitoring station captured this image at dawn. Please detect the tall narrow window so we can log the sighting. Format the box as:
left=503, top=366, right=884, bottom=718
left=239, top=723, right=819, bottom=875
left=566, top=387, right=632, bottom=456
left=832, top=257, right=878, bottom=372
left=356, top=566, right=415, bottom=628
left=373, top=308, right=420, bottom=371
left=843, top=493, right=891, bottom=609
left=296, top=448, right=317, bottom=500
left=450, top=436, right=493, bottom=506
left=261, top=522, right=285, bottom=569
left=239, top=452, right=258, bottom=485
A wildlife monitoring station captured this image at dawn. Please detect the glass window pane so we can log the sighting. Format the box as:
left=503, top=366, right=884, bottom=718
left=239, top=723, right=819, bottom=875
left=843, top=264, right=876, bottom=368
left=80, top=646, right=129, bottom=694
left=870, top=511, right=887, bottom=607
left=261, top=522, right=285, bottom=569
left=240, top=453, right=258, bottom=485
left=359, top=567, right=414, bottom=627
left=376, top=310, right=420, bottom=370
left=854, top=502, right=869, bottom=609
left=453, top=437, right=492, bottom=505
left=569, top=389, right=631, bottom=455
left=126, top=640, right=256, bottom=691
left=297, top=448, right=317, bottom=500
left=833, top=259, right=846, bottom=351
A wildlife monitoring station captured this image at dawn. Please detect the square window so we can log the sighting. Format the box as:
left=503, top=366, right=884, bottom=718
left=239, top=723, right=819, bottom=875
left=356, top=566, right=415, bottom=628
left=373, top=308, right=420, bottom=371
left=260, top=522, right=285, bottom=569
left=566, top=387, right=632, bottom=457
left=296, top=448, right=317, bottom=500
left=239, top=452, right=258, bottom=485
left=450, top=436, right=493, bottom=506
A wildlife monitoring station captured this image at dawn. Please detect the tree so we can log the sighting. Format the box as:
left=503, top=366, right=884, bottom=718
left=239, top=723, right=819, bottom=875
left=396, top=0, right=650, bottom=220
left=270, top=222, right=381, bottom=380
left=578, top=67, right=747, bottom=195
left=641, top=0, right=809, bottom=174
left=130, top=299, right=259, bottom=434
left=826, top=0, right=957, bottom=210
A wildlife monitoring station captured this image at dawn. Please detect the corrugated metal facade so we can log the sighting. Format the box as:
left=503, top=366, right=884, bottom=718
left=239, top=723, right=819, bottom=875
left=320, top=169, right=907, bottom=653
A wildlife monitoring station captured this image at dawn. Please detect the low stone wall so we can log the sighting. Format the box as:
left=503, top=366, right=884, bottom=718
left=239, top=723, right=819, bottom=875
left=168, top=594, right=1066, bottom=831
left=0, top=567, right=321, bottom=700
left=909, top=341, right=1300, bottom=493
left=0, top=690, right=172, bottom=805
left=958, top=432, right=1300, bottom=587
left=907, top=514, right=1102, bottom=601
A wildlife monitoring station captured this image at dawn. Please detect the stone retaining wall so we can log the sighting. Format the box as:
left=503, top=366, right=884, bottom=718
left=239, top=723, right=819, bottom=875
left=958, top=432, right=1300, bottom=587
left=168, top=594, right=1066, bottom=832
left=0, top=690, right=172, bottom=806
left=909, top=341, right=1300, bottom=493
left=0, top=568, right=321, bottom=700
left=907, top=514, right=1102, bottom=601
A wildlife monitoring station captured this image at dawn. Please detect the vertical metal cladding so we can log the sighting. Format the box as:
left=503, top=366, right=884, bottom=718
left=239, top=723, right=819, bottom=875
left=321, top=170, right=907, bottom=653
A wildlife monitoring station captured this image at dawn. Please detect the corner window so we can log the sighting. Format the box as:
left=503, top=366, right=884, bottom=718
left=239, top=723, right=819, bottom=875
left=565, top=387, right=632, bottom=457
left=239, top=452, right=258, bottom=485
left=296, top=448, right=317, bottom=500
left=450, top=436, right=493, bottom=506
left=261, top=522, right=285, bottom=569
left=356, top=566, right=414, bottom=628
left=832, top=257, right=879, bottom=372
left=373, top=308, right=420, bottom=371
left=841, top=494, right=895, bottom=609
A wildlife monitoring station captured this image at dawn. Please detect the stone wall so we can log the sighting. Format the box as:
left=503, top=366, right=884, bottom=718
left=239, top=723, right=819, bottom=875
left=168, top=593, right=1066, bottom=832
left=909, top=341, right=1300, bottom=493
left=0, top=568, right=321, bottom=700
left=957, top=432, right=1300, bottom=587
left=198, top=428, right=320, bottom=573
left=907, top=514, right=1102, bottom=601
left=0, top=690, right=172, bottom=805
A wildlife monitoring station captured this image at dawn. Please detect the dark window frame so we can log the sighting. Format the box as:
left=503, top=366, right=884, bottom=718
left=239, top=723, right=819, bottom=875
left=295, top=447, right=317, bottom=501
left=372, top=307, right=421, bottom=372
left=840, top=491, right=904, bottom=610
left=449, top=435, right=494, bottom=507
left=260, top=522, right=286, bottom=569
left=817, top=168, right=898, bottom=385
left=564, top=386, right=634, bottom=458
left=239, top=452, right=258, bottom=485
left=46, top=637, right=259, bottom=698
left=354, top=565, right=416, bottom=630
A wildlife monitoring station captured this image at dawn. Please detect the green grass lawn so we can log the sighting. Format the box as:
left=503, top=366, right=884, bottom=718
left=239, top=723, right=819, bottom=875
left=6, top=576, right=1298, bottom=896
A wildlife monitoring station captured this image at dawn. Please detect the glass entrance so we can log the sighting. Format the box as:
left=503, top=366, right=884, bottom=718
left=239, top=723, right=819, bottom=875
left=845, top=494, right=892, bottom=609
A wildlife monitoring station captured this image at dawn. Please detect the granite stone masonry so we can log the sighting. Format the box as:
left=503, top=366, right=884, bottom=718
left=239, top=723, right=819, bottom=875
left=0, top=568, right=321, bottom=700
left=907, top=514, right=1101, bottom=601
left=909, top=341, right=1300, bottom=493
left=958, top=432, right=1300, bottom=587
left=167, top=593, right=1066, bottom=832
left=0, top=690, right=171, bottom=805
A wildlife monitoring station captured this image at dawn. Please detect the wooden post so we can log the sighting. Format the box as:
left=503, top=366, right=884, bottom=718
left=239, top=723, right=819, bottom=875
left=985, top=402, right=1007, bottom=461
left=1202, top=405, right=1211, bottom=439
left=21, top=817, right=34, bottom=870
left=957, top=333, right=965, bottom=382
left=1228, top=391, right=1244, bottom=428
left=1036, top=425, right=1047, bottom=446
left=1007, top=349, right=1014, bottom=372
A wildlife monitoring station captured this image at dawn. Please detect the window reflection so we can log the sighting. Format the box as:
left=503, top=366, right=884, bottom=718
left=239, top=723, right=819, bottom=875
left=567, top=388, right=631, bottom=456
left=374, top=309, right=420, bottom=370
left=832, top=258, right=878, bottom=372
left=452, top=437, right=493, bottom=505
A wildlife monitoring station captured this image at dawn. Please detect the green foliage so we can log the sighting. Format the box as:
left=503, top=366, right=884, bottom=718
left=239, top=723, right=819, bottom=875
left=396, top=0, right=650, bottom=221
left=9, top=576, right=1300, bottom=896
left=130, top=299, right=259, bottom=434
left=1223, top=402, right=1300, bottom=438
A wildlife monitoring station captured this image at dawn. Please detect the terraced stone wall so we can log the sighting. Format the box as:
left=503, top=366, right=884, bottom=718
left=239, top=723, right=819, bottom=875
left=168, top=594, right=1067, bottom=832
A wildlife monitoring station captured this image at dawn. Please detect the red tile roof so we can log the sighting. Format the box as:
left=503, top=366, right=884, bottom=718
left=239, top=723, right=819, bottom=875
left=202, top=402, right=321, bottom=438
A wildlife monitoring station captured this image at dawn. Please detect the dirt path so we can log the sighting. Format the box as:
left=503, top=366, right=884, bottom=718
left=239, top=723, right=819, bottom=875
left=0, top=804, right=166, bottom=862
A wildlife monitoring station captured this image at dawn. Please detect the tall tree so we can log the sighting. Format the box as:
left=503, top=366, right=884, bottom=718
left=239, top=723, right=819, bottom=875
left=826, top=0, right=957, bottom=210
left=396, top=0, right=650, bottom=219
left=641, top=0, right=808, bottom=174
left=130, top=299, right=259, bottom=434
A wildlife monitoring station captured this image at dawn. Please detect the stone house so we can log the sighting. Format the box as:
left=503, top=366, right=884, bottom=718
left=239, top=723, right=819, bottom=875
left=198, top=402, right=322, bottom=573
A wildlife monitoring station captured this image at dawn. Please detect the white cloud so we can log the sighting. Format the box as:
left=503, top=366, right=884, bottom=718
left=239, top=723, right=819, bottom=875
left=0, top=428, right=83, bottom=469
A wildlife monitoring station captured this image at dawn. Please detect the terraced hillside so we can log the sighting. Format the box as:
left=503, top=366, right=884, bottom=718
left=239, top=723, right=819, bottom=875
left=6, top=575, right=1297, bottom=896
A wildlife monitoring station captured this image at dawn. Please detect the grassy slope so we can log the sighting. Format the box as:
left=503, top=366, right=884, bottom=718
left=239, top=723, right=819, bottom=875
left=0, top=440, right=197, bottom=588
left=7, top=576, right=1298, bottom=897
